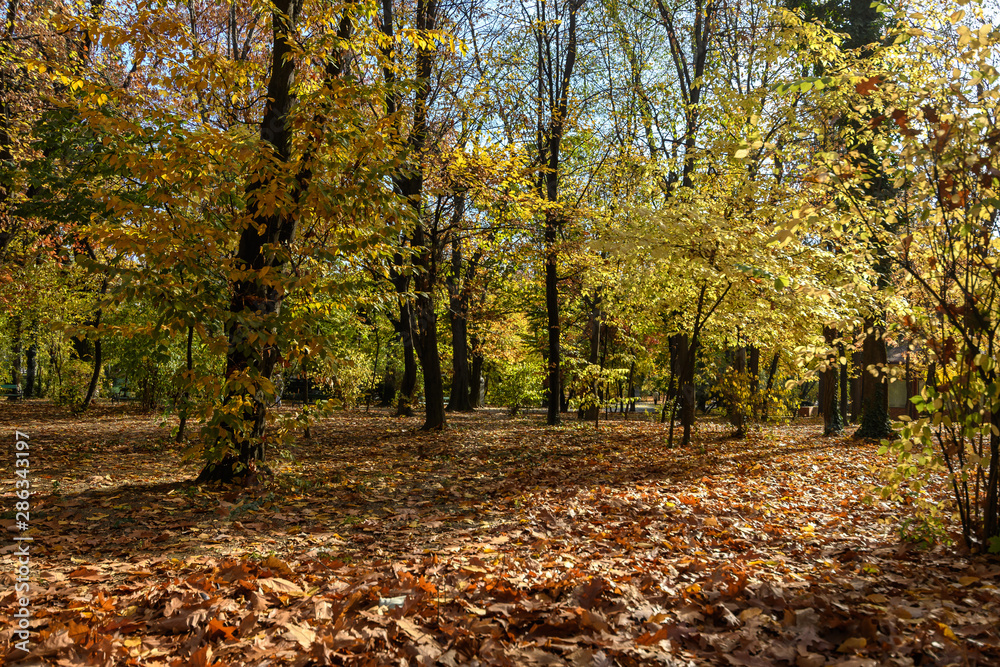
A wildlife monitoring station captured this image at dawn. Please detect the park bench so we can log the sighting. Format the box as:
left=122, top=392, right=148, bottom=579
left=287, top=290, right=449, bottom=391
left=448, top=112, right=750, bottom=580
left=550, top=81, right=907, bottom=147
left=283, top=378, right=332, bottom=403
left=1, top=384, right=22, bottom=401
left=109, top=381, right=135, bottom=402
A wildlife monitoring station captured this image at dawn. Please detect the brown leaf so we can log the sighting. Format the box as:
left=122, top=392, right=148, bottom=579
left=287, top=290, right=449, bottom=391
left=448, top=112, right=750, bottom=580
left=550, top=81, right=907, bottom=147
left=283, top=622, right=317, bottom=648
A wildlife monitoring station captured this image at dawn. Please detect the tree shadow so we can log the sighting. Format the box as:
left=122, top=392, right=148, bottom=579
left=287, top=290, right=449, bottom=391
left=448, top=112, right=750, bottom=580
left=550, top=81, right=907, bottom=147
left=11, top=404, right=845, bottom=563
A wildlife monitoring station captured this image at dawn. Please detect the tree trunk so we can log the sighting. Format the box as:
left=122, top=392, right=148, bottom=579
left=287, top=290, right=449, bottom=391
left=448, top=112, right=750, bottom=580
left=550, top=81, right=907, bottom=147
left=822, top=327, right=843, bottom=435
left=535, top=0, right=583, bottom=426
left=469, top=335, right=483, bottom=408
left=414, top=293, right=446, bottom=430
left=448, top=311, right=471, bottom=412
left=410, top=204, right=445, bottom=430
left=447, top=225, right=474, bottom=412
left=840, top=343, right=849, bottom=422
left=583, top=295, right=601, bottom=421
left=679, top=335, right=697, bottom=447
left=545, top=217, right=561, bottom=425
left=762, top=351, right=779, bottom=421
left=747, top=345, right=760, bottom=382
left=851, top=338, right=863, bottom=422
left=24, top=333, right=37, bottom=398
left=10, top=315, right=21, bottom=386
left=854, top=317, right=893, bottom=440
left=394, top=302, right=418, bottom=416
left=366, top=326, right=380, bottom=412
left=730, top=344, right=747, bottom=437
left=80, top=336, right=102, bottom=410
left=197, top=0, right=303, bottom=485
left=80, top=274, right=109, bottom=411
left=176, top=325, right=194, bottom=442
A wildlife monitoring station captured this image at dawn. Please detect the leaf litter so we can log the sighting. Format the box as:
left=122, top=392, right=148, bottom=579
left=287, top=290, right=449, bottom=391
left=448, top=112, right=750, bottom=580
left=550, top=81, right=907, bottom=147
left=0, top=402, right=998, bottom=666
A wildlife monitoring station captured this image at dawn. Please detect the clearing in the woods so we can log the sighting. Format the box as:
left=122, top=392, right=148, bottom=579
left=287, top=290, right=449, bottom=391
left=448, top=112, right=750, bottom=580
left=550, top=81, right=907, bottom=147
left=1, top=403, right=998, bottom=666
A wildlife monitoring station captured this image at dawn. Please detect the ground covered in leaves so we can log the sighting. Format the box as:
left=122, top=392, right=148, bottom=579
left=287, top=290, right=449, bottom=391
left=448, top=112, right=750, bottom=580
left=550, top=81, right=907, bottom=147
left=1, top=402, right=998, bottom=666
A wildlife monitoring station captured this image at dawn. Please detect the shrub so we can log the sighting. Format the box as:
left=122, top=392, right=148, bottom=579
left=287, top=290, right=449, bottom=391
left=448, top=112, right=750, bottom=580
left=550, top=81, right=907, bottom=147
left=57, top=359, right=96, bottom=406
left=491, top=359, right=545, bottom=416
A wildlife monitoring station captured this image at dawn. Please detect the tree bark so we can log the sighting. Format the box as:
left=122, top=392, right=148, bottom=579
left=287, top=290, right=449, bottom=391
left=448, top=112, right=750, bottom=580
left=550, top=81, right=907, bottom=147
left=24, top=343, right=36, bottom=398
left=747, top=345, right=760, bottom=382
left=469, top=334, right=483, bottom=408
left=411, top=219, right=446, bottom=430
left=840, top=342, right=849, bottom=422
left=583, top=294, right=601, bottom=421
left=80, top=269, right=109, bottom=411
left=393, top=299, right=418, bottom=416
left=762, top=351, right=779, bottom=421
left=10, top=315, right=21, bottom=387
left=446, top=207, right=479, bottom=413
left=197, top=0, right=303, bottom=484
left=535, top=0, right=584, bottom=426
left=447, top=238, right=473, bottom=412
left=822, top=326, right=843, bottom=435
left=176, top=325, right=194, bottom=442
left=80, top=336, right=102, bottom=410
left=854, top=317, right=893, bottom=440
left=544, top=215, right=561, bottom=425
left=678, top=335, right=698, bottom=446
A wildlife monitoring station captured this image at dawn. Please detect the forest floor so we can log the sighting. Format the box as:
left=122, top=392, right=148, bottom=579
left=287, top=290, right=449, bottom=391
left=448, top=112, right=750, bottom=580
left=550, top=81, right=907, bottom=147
left=0, top=402, right=998, bottom=667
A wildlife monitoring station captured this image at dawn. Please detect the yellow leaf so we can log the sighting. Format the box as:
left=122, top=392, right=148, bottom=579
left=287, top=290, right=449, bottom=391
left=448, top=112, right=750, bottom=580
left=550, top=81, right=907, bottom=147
left=837, top=637, right=866, bottom=652
left=937, top=622, right=957, bottom=640
left=958, top=576, right=979, bottom=586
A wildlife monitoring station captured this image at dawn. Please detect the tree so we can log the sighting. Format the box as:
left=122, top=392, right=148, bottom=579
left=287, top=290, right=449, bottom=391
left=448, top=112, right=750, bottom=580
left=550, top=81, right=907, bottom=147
left=782, top=1, right=1000, bottom=549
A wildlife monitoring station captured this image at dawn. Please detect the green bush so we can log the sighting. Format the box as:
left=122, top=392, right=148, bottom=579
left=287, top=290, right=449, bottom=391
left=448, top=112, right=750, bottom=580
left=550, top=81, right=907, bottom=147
left=57, top=359, right=96, bottom=406
left=717, top=368, right=796, bottom=436
left=491, top=359, right=545, bottom=416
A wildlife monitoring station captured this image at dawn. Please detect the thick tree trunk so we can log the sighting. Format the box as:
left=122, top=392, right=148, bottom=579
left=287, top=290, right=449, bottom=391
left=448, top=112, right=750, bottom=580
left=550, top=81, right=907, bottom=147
left=469, top=335, right=483, bottom=408
left=854, top=318, right=893, bottom=440
left=80, top=274, right=109, bottom=411
left=394, top=302, right=418, bottom=416
left=10, top=315, right=21, bottom=386
left=545, top=214, right=560, bottom=425
left=822, top=327, right=843, bottom=435
left=747, top=345, right=760, bottom=382
left=762, top=351, right=779, bottom=421
left=730, top=344, right=747, bottom=437
left=176, top=325, right=194, bottom=442
left=414, top=293, right=446, bottom=430
left=410, top=202, right=445, bottom=430
left=80, top=336, right=102, bottom=410
left=663, top=332, right=683, bottom=433
left=679, top=335, right=698, bottom=447
left=840, top=344, right=849, bottom=422
left=198, top=0, right=303, bottom=485
left=24, top=334, right=37, bottom=398
left=447, top=228, right=474, bottom=412
left=583, top=296, right=601, bottom=421
left=448, top=304, right=472, bottom=412
left=985, top=394, right=1000, bottom=545
left=851, top=337, right=863, bottom=422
